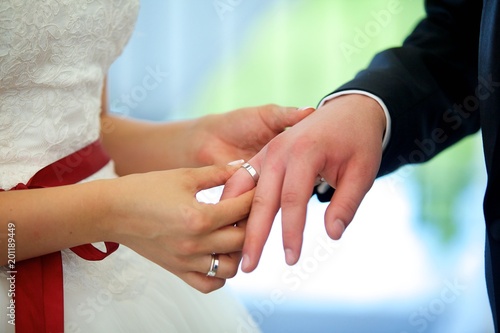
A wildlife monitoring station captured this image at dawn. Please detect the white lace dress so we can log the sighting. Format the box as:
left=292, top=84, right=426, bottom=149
left=0, top=1, right=258, bottom=332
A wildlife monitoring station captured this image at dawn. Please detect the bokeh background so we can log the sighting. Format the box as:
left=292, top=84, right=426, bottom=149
left=107, top=1, right=493, bottom=332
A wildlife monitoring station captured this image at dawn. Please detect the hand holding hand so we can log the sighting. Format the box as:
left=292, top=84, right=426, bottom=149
left=222, top=94, right=386, bottom=272
left=191, top=104, right=315, bottom=165
left=101, top=164, right=253, bottom=293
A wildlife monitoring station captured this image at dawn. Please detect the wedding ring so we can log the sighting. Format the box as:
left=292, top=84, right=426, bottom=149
left=241, top=162, right=259, bottom=184
left=206, top=253, right=219, bottom=277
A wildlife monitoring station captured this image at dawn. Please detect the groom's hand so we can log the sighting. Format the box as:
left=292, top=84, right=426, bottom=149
left=222, top=94, right=385, bottom=272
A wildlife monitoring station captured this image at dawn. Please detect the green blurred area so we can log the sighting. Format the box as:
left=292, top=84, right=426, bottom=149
left=194, top=0, right=484, bottom=244
left=415, top=132, right=484, bottom=243
left=193, top=0, right=425, bottom=113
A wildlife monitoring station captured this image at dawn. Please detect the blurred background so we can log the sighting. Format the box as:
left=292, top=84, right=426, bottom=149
left=107, top=1, right=493, bottom=332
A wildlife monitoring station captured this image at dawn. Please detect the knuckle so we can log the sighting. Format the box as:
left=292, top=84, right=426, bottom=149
left=282, top=228, right=302, bottom=241
left=335, top=197, right=359, bottom=221
left=252, top=193, right=267, bottom=207
left=179, top=168, right=196, bottom=185
left=181, top=205, right=211, bottom=234
left=221, top=180, right=238, bottom=196
left=266, top=137, right=285, bottom=154
left=182, top=167, right=196, bottom=178
left=177, top=239, right=200, bottom=256
left=281, top=191, right=299, bottom=208
left=225, top=236, right=244, bottom=252
left=225, top=257, right=241, bottom=279
left=226, top=267, right=238, bottom=279
left=189, top=217, right=211, bottom=234
left=263, top=141, right=287, bottom=164
left=170, top=254, right=189, bottom=270
left=290, top=137, right=317, bottom=156
left=265, top=133, right=317, bottom=163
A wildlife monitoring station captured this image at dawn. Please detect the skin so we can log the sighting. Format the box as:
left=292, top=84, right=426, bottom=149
left=221, top=94, right=386, bottom=273
left=0, top=80, right=314, bottom=292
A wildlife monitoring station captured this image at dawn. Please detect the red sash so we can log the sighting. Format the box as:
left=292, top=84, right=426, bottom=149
left=1, top=140, right=119, bottom=333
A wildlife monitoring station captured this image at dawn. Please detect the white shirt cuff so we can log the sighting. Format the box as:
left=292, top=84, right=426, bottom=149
left=318, top=90, right=392, bottom=150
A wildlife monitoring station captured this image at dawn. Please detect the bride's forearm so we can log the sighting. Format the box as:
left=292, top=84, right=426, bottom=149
left=0, top=180, right=110, bottom=265
left=100, top=114, right=202, bottom=175
left=100, top=76, right=204, bottom=174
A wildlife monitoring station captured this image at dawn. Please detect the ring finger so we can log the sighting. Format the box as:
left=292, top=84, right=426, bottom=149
left=202, top=252, right=242, bottom=279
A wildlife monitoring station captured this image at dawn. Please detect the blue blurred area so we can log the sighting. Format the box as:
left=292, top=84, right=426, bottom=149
left=107, top=1, right=494, bottom=332
left=229, top=156, right=492, bottom=332
left=108, top=0, right=284, bottom=120
left=238, top=166, right=492, bottom=333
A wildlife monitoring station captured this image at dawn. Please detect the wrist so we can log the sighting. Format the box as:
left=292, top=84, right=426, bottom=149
left=92, top=174, right=153, bottom=246
left=149, top=118, right=203, bottom=169
left=323, top=93, right=387, bottom=144
left=187, top=114, right=219, bottom=166
left=181, top=117, right=207, bottom=167
left=84, top=178, right=119, bottom=243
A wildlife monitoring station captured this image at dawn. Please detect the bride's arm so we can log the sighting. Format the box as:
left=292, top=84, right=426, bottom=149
left=0, top=165, right=252, bottom=292
left=100, top=78, right=200, bottom=175
left=100, top=113, right=199, bottom=175
left=100, top=77, right=315, bottom=176
left=0, top=180, right=110, bottom=264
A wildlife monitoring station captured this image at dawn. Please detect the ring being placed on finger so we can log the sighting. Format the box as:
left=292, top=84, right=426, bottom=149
left=241, top=162, right=259, bottom=184
left=207, top=253, right=219, bottom=277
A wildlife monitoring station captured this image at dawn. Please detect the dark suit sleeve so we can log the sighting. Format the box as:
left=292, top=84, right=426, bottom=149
left=328, top=0, right=482, bottom=179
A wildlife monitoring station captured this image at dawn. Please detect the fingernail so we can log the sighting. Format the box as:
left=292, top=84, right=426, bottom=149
left=297, top=106, right=315, bottom=111
left=285, top=248, right=296, bottom=265
left=333, top=219, right=346, bottom=238
left=227, top=159, right=245, bottom=166
left=241, top=254, right=250, bottom=271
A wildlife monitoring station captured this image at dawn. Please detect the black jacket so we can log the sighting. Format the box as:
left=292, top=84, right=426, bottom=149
left=316, top=0, right=500, bottom=329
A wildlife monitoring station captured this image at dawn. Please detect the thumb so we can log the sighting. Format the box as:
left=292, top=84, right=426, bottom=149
left=191, top=163, right=243, bottom=193
left=323, top=171, right=373, bottom=240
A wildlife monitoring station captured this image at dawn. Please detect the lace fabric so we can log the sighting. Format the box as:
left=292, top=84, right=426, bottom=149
left=0, top=2, right=260, bottom=332
left=0, top=0, right=139, bottom=190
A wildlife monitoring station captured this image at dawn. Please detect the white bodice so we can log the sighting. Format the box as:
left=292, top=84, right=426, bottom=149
left=0, top=3, right=261, bottom=332
left=0, top=0, right=139, bottom=190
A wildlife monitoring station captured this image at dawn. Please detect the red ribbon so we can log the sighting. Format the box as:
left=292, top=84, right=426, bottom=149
left=1, top=140, right=119, bottom=333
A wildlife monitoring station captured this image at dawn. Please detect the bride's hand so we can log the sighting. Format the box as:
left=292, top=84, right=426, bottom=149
left=190, top=104, right=315, bottom=165
left=100, top=164, right=253, bottom=293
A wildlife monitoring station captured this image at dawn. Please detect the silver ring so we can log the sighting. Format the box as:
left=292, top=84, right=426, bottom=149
left=206, top=253, right=219, bottom=277
left=241, top=162, right=259, bottom=184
